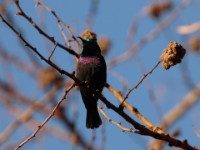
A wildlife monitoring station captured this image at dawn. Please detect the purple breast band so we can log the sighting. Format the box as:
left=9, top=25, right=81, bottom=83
left=79, top=57, right=100, bottom=64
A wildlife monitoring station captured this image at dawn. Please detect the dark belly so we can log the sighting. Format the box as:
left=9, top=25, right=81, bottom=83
left=76, top=62, right=106, bottom=91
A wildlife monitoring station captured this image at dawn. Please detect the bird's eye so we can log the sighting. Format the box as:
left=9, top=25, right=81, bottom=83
left=85, top=38, right=93, bottom=42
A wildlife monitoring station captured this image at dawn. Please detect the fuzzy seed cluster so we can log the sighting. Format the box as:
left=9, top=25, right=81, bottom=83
left=160, top=41, right=186, bottom=70
left=81, top=29, right=97, bottom=41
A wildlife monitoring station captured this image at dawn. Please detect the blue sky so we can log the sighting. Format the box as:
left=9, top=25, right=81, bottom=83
left=1, top=0, right=200, bottom=150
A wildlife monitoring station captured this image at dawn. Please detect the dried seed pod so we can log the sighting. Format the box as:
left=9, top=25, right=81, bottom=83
left=189, top=37, right=200, bottom=52
left=98, top=36, right=111, bottom=55
left=148, top=2, right=172, bottom=18
left=37, top=67, right=62, bottom=89
left=160, top=41, right=186, bottom=70
left=149, top=3, right=161, bottom=18
left=81, top=29, right=97, bottom=40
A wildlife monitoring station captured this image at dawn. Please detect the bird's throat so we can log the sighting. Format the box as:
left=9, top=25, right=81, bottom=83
left=79, top=57, right=100, bottom=64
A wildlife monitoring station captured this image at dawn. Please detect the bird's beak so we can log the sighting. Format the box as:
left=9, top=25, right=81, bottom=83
left=77, top=36, right=86, bottom=43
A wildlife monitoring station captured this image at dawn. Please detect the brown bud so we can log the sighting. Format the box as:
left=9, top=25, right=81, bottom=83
left=37, top=67, right=62, bottom=89
left=98, top=36, right=111, bottom=55
left=189, top=37, right=200, bottom=52
left=81, top=29, right=97, bottom=40
left=160, top=41, right=186, bottom=70
left=148, top=2, right=172, bottom=18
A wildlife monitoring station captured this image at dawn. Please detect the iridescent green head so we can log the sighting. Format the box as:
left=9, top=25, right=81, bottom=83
left=78, top=37, right=101, bottom=57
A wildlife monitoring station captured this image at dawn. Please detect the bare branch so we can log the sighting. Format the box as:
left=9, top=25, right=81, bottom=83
left=15, top=83, right=75, bottom=150
left=1, top=13, right=198, bottom=150
left=13, top=0, right=79, bottom=58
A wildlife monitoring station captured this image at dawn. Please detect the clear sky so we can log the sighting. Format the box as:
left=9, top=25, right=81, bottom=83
left=1, top=0, right=200, bottom=150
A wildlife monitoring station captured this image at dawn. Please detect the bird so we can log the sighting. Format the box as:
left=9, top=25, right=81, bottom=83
left=76, top=36, right=107, bottom=129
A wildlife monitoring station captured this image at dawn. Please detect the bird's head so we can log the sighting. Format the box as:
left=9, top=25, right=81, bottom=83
left=78, top=37, right=101, bottom=57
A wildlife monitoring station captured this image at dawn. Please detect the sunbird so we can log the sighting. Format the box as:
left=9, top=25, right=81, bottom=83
left=76, top=36, right=107, bottom=129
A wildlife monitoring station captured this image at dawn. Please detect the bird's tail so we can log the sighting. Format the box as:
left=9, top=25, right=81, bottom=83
left=80, top=89, right=102, bottom=129
left=86, top=106, right=102, bottom=129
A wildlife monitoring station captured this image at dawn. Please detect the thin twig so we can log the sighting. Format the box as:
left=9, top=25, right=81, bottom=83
left=98, top=106, right=135, bottom=133
left=35, top=0, right=81, bottom=50
left=48, top=42, right=58, bottom=61
left=15, top=83, right=75, bottom=150
left=121, top=61, right=161, bottom=105
left=14, top=0, right=79, bottom=58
